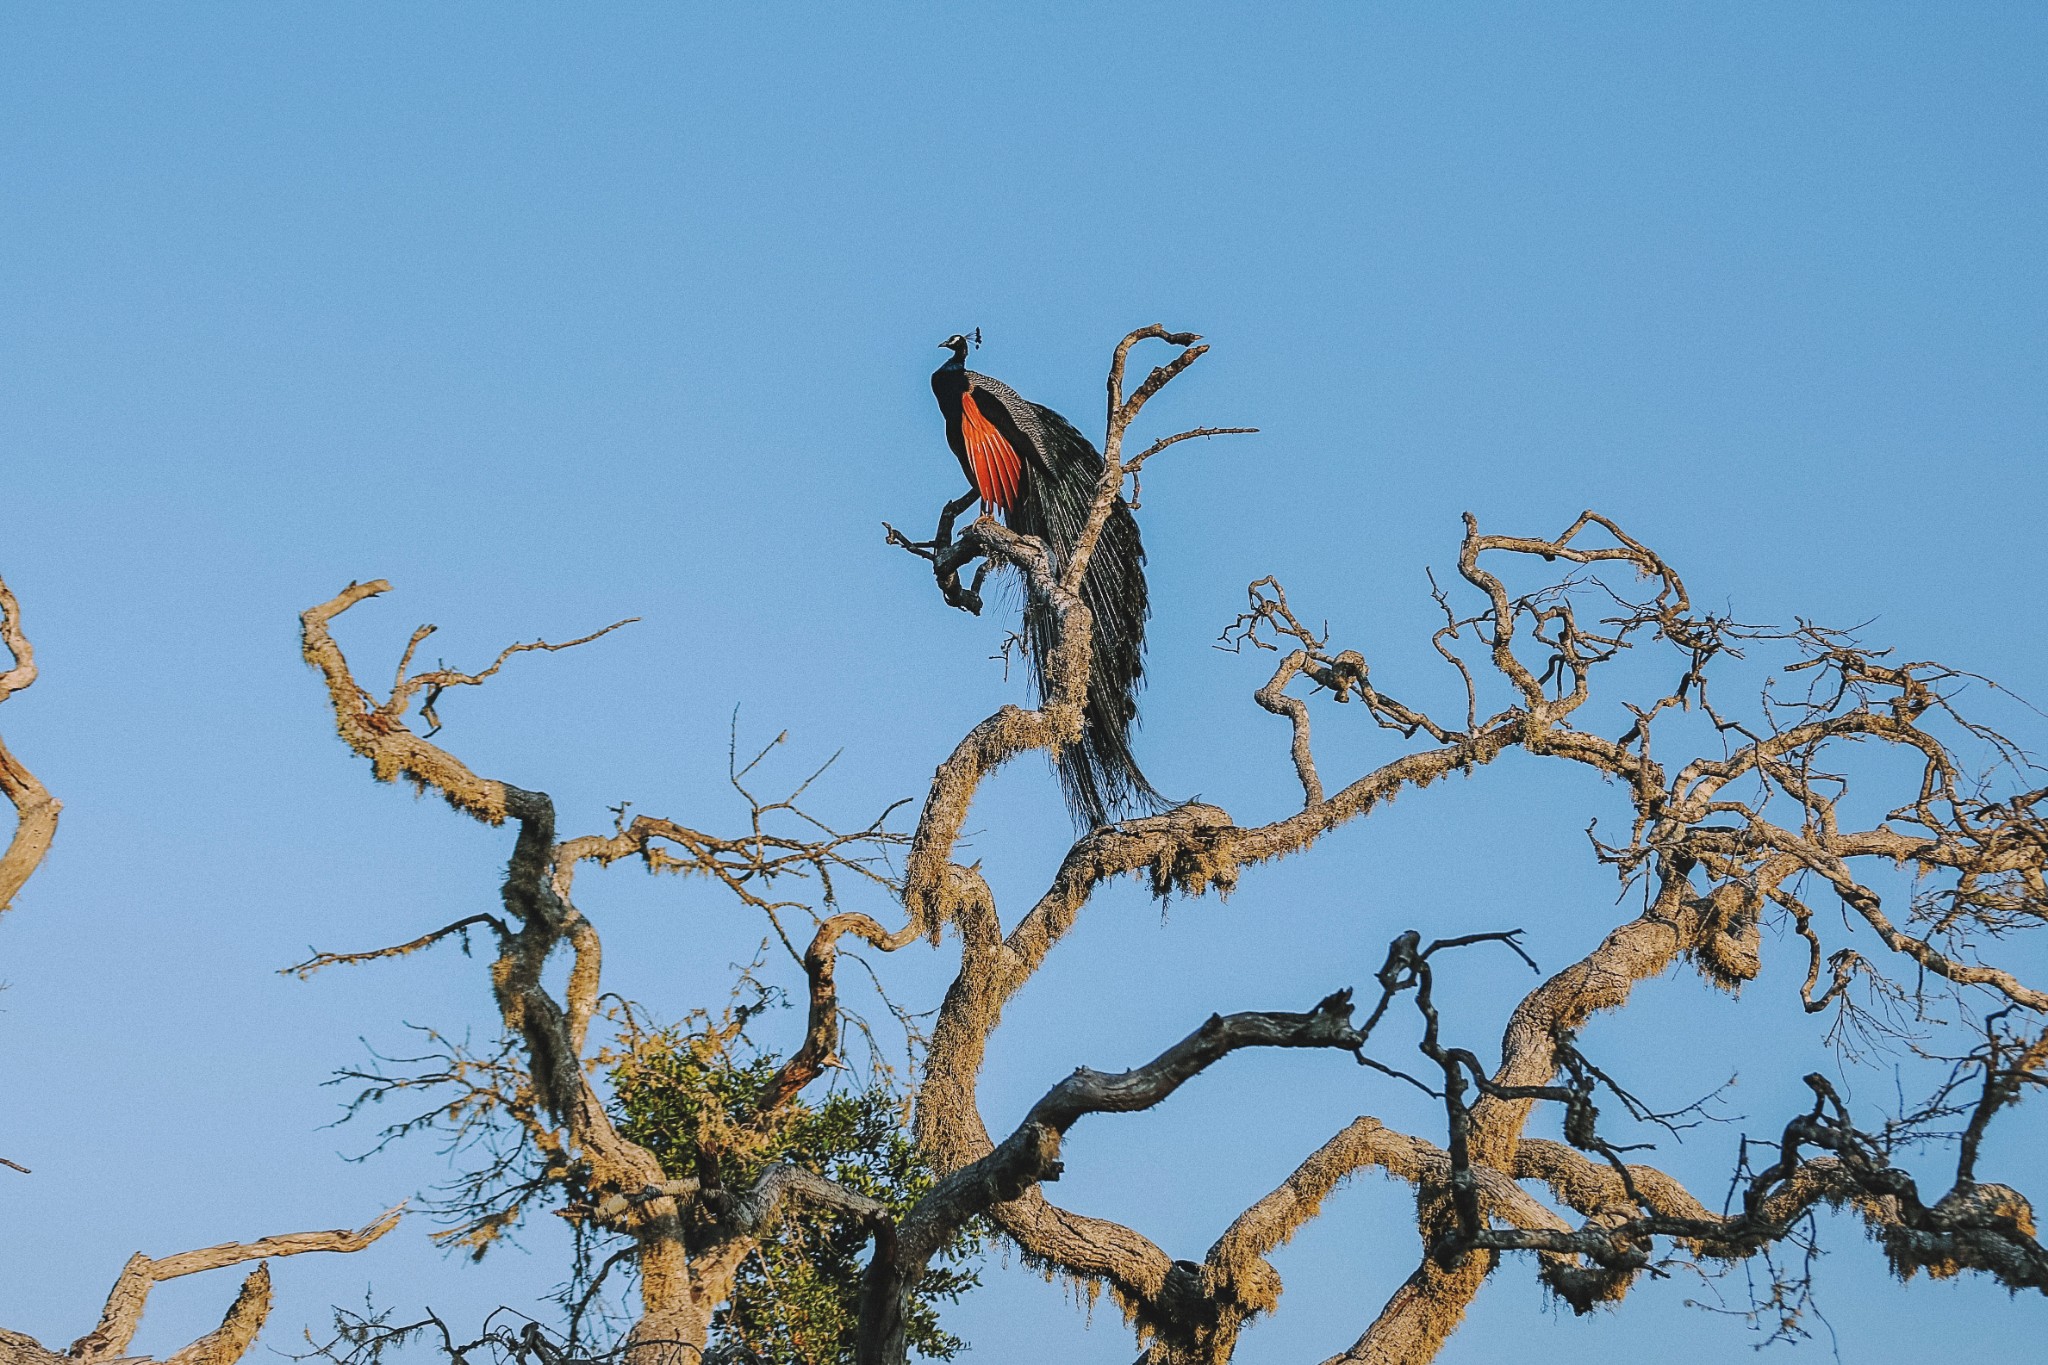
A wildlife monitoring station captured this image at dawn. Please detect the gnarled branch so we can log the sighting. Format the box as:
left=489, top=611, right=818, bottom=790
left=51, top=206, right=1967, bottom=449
left=55, top=1207, right=402, bottom=1365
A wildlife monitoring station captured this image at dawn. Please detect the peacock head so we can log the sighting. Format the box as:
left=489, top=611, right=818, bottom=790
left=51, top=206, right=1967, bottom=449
left=938, top=329, right=980, bottom=360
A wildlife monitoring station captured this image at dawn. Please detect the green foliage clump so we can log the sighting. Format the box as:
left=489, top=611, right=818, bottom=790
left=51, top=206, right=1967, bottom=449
left=609, top=1008, right=977, bottom=1363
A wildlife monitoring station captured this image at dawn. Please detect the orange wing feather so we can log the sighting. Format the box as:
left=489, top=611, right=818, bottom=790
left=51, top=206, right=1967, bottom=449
left=959, top=390, right=1023, bottom=513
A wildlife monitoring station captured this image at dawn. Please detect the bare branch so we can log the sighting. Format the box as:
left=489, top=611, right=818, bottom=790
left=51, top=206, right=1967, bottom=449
left=286, top=914, right=509, bottom=979
left=0, top=571, right=60, bottom=916
left=758, top=913, right=921, bottom=1112
left=860, top=992, right=1367, bottom=1365
left=67, top=1207, right=402, bottom=1364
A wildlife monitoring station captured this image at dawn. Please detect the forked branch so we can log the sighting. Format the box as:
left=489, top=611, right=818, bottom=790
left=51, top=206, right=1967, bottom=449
left=42, top=1207, right=403, bottom=1365
left=859, top=991, right=1368, bottom=1365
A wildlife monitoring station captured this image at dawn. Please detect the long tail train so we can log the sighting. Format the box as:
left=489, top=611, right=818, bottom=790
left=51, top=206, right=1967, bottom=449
left=1014, top=403, right=1165, bottom=829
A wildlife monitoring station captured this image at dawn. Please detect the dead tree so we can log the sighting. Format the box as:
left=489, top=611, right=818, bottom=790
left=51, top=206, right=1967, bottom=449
left=0, top=574, right=399, bottom=1365
left=285, top=327, right=2045, bottom=1364
left=881, top=330, right=2048, bottom=1363
left=293, top=589, right=926, bottom=1364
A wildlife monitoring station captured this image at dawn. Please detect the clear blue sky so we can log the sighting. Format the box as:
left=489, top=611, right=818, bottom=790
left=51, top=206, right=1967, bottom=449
left=4, top=5, right=2045, bottom=1361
